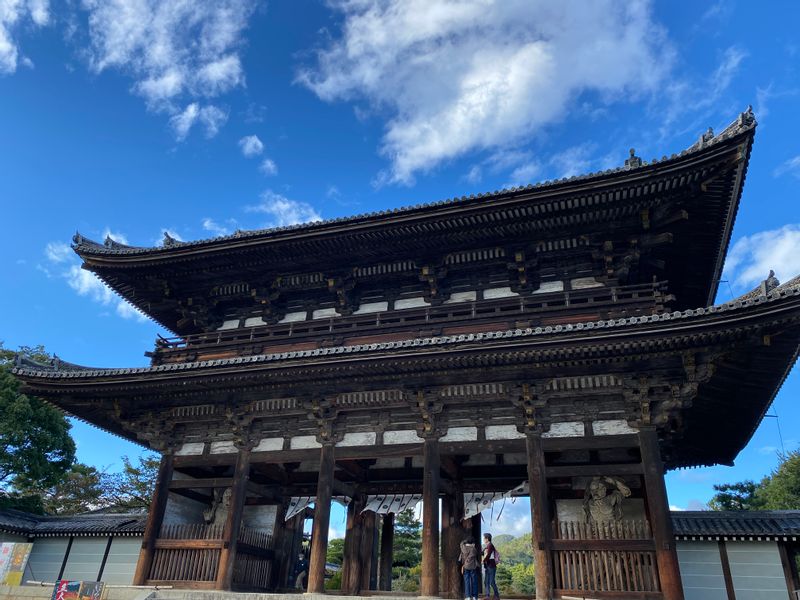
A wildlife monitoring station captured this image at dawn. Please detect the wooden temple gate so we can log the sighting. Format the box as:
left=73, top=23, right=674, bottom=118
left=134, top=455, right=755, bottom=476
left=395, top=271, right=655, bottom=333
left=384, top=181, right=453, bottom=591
left=15, top=109, right=800, bottom=600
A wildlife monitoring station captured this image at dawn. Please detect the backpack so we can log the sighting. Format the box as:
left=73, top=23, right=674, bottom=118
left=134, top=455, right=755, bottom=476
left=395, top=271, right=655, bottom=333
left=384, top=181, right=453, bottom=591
left=493, top=547, right=501, bottom=565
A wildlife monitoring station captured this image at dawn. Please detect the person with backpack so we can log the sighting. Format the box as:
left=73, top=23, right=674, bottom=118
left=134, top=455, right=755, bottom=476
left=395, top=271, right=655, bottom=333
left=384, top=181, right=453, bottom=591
left=459, top=537, right=480, bottom=600
left=482, top=533, right=500, bottom=600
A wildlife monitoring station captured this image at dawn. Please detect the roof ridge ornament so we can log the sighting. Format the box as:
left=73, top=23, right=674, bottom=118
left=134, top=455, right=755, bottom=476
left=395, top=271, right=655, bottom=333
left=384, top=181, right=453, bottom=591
left=624, top=148, right=642, bottom=169
left=763, top=269, right=780, bottom=295
left=162, top=231, right=178, bottom=247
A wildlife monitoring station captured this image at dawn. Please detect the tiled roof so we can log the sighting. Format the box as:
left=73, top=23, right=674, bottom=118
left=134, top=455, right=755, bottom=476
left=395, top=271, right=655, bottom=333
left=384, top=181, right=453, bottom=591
left=71, top=108, right=756, bottom=256
left=672, top=510, right=800, bottom=540
left=12, top=267, right=800, bottom=381
left=0, top=509, right=146, bottom=537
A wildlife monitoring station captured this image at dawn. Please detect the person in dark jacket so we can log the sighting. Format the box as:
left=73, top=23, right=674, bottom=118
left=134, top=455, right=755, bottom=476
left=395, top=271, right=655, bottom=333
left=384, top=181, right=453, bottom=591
left=482, top=533, right=500, bottom=599
left=459, top=537, right=480, bottom=600
left=294, top=552, right=309, bottom=589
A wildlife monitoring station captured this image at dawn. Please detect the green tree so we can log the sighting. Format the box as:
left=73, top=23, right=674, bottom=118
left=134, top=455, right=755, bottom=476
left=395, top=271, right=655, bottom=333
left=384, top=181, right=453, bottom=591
left=496, top=564, right=514, bottom=593
left=510, top=562, right=536, bottom=595
left=16, top=463, right=107, bottom=515
left=756, top=451, right=800, bottom=509
left=709, top=451, right=800, bottom=512
left=327, top=538, right=345, bottom=566
left=493, top=532, right=534, bottom=566
left=393, top=508, right=422, bottom=567
left=0, top=344, right=75, bottom=493
left=102, top=454, right=160, bottom=511
left=708, top=481, right=761, bottom=511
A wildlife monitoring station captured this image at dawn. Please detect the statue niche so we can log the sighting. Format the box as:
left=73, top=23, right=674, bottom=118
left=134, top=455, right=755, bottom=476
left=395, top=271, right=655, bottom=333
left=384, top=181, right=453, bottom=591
left=583, top=476, right=631, bottom=523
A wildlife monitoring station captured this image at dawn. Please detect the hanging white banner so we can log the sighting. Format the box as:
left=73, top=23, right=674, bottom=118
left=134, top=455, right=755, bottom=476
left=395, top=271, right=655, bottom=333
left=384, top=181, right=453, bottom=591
left=286, top=496, right=314, bottom=520
left=362, top=493, right=422, bottom=514
left=463, top=482, right=528, bottom=519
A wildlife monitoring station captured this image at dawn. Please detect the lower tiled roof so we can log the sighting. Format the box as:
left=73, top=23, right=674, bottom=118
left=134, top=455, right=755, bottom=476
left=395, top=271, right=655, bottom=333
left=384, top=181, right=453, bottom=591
left=671, top=510, right=800, bottom=540
left=0, top=509, right=146, bottom=537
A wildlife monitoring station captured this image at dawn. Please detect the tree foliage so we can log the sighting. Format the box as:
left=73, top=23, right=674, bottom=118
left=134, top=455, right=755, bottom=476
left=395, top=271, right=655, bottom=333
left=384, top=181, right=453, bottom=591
left=393, top=508, right=422, bottom=567
left=0, top=344, right=75, bottom=492
left=101, top=454, right=160, bottom=511
left=16, top=463, right=106, bottom=515
left=327, top=538, right=345, bottom=566
left=710, top=451, right=800, bottom=511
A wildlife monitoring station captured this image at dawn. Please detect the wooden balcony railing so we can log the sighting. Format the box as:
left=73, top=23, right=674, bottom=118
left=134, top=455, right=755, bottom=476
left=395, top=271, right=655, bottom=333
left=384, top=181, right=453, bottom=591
left=553, top=520, right=660, bottom=595
left=151, top=281, right=671, bottom=365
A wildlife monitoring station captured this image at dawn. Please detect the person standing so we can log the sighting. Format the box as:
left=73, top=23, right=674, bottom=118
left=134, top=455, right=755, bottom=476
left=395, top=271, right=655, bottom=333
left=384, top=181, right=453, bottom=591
left=459, top=537, right=480, bottom=600
left=294, top=551, right=309, bottom=590
left=482, top=533, right=500, bottom=600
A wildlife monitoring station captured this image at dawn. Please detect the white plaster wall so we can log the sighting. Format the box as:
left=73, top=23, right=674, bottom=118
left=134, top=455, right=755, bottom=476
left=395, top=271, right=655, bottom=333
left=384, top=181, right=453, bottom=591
left=354, top=301, right=388, bottom=314
left=571, top=277, right=604, bottom=289
left=0, top=533, right=25, bottom=543
left=24, top=538, right=69, bottom=583
left=483, top=287, right=518, bottom=299
left=374, top=457, right=406, bottom=469
left=312, top=308, right=340, bottom=319
left=486, top=425, right=525, bottom=440
left=593, top=420, right=639, bottom=435
left=279, top=311, right=307, bottom=323
left=176, top=442, right=205, bottom=456
left=217, top=319, right=240, bottom=330
left=102, top=537, right=141, bottom=585
left=676, top=541, right=728, bottom=600
left=62, top=538, right=106, bottom=582
left=440, top=427, right=478, bottom=442
left=163, top=491, right=207, bottom=525
left=245, top=316, right=267, bottom=327
left=727, top=541, right=788, bottom=600
left=384, top=430, right=421, bottom=445
left=543, top=422, right=584, bottom=438
left=242, top=505, right=278, bottom=536
left=394, top=297, right=430, bottom=309
left=253, top=437, right=284, bottom=452
left=290, top=435, right=322, bottom=450
left=210, top=441, right=237, bottom=454
left=337, top=432, right=377, bottom=447
left=444, top=291, right=477, bottom=304
left=534, top=281, right=564, bottom=294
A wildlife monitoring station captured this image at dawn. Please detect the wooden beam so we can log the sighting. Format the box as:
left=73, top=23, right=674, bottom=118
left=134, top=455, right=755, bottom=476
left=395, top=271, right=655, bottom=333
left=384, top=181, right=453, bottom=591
left=307, top=442, right=335, bottom=594
left=718, top=540, right=736, bottom=600
left=216, top=448, right=250, bottom=590
left=133, top=452, right=173, bottom=586
left=527, top=432, right=553, bottom=600
left=639, top=428, right=685, bottom=600
left=545, top=463, right=643, bottom=477
left=169, top=477, right=233, bottom=489
left=421, top=436, right=441, bottom=597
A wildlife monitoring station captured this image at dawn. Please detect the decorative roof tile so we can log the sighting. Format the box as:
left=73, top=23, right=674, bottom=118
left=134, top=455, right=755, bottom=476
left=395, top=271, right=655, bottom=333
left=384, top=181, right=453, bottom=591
left=672, top=510, right=800, bottom=539
left=0, top=509, right=146, bottom=537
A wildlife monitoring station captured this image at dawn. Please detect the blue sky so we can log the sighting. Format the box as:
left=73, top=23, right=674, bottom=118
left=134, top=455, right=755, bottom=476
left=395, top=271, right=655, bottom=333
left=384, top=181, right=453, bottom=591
left=2, top=1, right=800, bottom=534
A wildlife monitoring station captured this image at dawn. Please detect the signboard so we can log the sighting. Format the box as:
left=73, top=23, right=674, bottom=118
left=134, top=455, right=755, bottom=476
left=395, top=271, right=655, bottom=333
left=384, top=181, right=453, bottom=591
left=0, top=542, right=33, bottom=586
left=51, top=580, right=105, bottom=600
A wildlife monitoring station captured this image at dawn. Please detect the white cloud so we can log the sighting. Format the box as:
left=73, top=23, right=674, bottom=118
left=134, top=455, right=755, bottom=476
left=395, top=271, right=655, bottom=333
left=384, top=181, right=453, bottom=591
left=81, top=0, right=253, bottom=104
left=246, top=190, right=321, bottom=227
left=724, top=224, right=800, bottom=292
left=259, top=157, right=278, bottom=176
left=202, top=217, right=232, bottom=236
left=170, top=102, right=228, bottom=140
left=79, top=0, right=253, bottom=138
left=238, top=134, right=264, bottom=157
left=464, top=165, right=482, bottom=184
left=774, top=155, right=800, bottom=179
left=42, top=236, right=148, bottom=322
left=45, top=241, right=73, bottom=263
left=299, top=1, right=670, bottom=185
left=326, top=185, right=341, bottom=199
left=0, top=0, right=50, bottom=74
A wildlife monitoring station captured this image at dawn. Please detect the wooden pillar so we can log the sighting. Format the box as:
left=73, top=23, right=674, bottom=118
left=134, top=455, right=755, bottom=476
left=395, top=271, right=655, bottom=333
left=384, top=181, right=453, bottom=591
left=308, top=441, right=335, bottom=594
left=639, top=428, right=685, bottom=600
left=359, top=510, right=377, bottom=591
left=216, top=448, right=251, bottom=590
left=379, top=513, right=394, bottom=591
left=526, top=432, right=553, bottom=600
left=442, top=488, right=465, bottom=598
left=342, top=495, right=366, bottom=594
left=133, top=452, right=174, bottom=585
left=271, top=501, right=290, bottom=590
left=421, top=436, right=441, bottom=597
left=370, top=517, right=380, bottom=590
left=470, top=513, right=482, bottom=593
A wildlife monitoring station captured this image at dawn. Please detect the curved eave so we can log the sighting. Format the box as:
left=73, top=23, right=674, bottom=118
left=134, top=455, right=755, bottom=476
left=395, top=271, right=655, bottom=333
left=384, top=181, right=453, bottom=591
left=75, top=119, right=755, bottom=266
